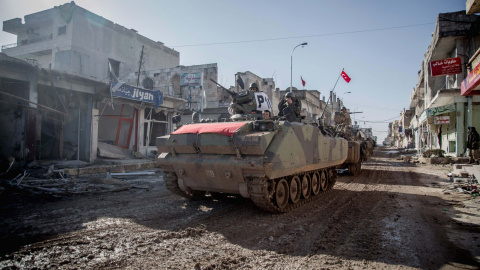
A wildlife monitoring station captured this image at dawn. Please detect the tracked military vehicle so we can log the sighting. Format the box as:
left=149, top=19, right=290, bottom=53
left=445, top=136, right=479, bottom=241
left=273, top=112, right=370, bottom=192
left=157, top=83, right=355, bottom=212
left=328, top=111, right=374, bottom=175
left=156, top=118, right=348, bottom=213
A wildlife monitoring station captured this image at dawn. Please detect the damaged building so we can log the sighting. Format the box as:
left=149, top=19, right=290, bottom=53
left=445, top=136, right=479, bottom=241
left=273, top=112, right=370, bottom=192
left=0, top=1, right=346, bottom=171
left=0, top=1, right=184, bottom=167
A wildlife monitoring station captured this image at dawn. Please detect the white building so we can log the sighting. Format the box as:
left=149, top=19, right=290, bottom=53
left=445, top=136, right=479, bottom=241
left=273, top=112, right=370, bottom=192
left=2, top=1, right=179, bottom=81
left=1, top=2, right=183, bottom=162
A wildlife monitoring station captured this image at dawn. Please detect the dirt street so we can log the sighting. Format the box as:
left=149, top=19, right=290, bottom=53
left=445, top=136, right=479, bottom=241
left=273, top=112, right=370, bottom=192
left=0, top=147, right=479, bottom=269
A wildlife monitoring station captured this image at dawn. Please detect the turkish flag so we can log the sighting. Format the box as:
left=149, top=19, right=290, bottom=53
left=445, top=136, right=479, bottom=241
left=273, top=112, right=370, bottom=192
left=301, top=76, right=306, bottom=87
left=341, top=71, right=351, bottom=83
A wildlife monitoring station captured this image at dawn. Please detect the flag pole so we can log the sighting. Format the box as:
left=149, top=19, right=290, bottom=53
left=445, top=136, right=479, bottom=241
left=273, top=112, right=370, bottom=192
left=319, top=68, right=344, bottom=124
left=331, top=68, right=344, bottom=93
left=331, top=68, right=344, bottom=113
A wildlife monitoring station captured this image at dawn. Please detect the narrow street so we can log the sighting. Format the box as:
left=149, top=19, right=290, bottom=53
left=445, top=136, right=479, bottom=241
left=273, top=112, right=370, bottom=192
left=0, top=147, right=479, bottom=269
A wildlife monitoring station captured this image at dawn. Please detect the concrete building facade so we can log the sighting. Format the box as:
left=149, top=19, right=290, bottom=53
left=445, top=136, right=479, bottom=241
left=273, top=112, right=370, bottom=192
left=2, top=1, right=179, bottom=81
left=391, top=10, right=480, bottom=156
left=1, top=2, right=183, bottom=164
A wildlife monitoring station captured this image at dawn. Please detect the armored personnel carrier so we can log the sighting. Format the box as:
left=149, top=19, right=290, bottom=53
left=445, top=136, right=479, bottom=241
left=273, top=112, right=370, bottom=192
left=156, top=117, right=349, bottom=213
left=156, top=81, right=365, bottom=212
left=328, top=111, right=374, bottom=175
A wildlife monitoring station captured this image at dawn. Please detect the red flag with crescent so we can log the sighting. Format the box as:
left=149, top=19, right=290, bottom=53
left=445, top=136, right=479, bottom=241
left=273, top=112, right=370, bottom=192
left=301, top=76, right=306, bottom=87
left=341, top=71, right=351, bottom=83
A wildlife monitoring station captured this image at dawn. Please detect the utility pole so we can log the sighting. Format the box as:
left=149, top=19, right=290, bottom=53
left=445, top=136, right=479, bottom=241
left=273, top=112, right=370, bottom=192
left=136, top=45, right=145, bottom=87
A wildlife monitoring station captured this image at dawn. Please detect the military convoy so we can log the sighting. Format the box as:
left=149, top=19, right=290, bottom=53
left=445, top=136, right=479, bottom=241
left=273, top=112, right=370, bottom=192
left=155, top=87, right=374, bottom=213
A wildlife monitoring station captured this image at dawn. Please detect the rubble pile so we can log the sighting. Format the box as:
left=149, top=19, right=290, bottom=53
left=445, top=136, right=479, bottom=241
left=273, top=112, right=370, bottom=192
left=442, top=164, right=479, bottom=197
left=0, top=165, right=157, bottom=195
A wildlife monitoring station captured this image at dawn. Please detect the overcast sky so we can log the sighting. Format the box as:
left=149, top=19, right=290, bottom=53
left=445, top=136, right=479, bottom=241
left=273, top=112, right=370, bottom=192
left=0, top=0, right=467, bottom=141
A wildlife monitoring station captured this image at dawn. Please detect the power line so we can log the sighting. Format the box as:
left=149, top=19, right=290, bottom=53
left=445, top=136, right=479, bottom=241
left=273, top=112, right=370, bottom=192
left=355, top=115, right=400, bottom=124
left=170, top=23, right=434, bottom=48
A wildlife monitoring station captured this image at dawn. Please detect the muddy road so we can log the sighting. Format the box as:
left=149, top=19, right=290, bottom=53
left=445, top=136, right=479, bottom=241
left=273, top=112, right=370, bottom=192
left=1, top=147, right=479, bottom=269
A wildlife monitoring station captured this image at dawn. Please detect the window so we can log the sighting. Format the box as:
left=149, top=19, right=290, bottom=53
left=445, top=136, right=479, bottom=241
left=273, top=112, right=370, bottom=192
left=144, top=108, right=167, bottom=146
left=108, top=58, right=120, bottom=78
left=449, top=141, right=456, bottom=153
left=58, top=26, right=66, bottom=35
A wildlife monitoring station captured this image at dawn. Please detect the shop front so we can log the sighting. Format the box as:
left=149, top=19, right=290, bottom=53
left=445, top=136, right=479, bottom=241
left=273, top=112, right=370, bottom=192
left=96, top=82, right=185, bottom=159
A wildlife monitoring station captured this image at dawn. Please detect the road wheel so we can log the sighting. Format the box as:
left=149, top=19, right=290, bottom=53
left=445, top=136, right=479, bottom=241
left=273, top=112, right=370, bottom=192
left=275, top=179, right=289, bottom=210
left=320, top=170, right=328, bottom=191
left=311, top=172, right=321, bottom=195
left=289, top=176, right=301, bottom=204
left=301, top=174, right=311, bottom=199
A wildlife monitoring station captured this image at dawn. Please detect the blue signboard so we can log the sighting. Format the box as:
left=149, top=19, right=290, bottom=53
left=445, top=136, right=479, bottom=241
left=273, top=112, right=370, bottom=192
left=110, top=81, right=163, bottom=108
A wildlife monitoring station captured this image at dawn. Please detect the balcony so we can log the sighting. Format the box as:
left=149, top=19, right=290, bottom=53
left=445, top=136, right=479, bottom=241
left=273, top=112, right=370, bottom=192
left=1, top=43, right=17, bottom=51
left=18, top=34, right=53, bottom=46
left=1, top=34, right=53, bottom=55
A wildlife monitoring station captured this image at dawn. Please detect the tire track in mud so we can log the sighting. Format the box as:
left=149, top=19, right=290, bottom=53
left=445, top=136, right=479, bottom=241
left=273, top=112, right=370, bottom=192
left=310, top=163, right=392, bottom=255
left=290, top=151, right=418, bottom=263
left=270, top=154, right=393, bottom=258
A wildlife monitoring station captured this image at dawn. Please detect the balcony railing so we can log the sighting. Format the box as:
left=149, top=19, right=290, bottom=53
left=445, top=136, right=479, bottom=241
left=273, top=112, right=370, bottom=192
left=1, top=34, right=53, bottom=52
left=26, top=34, right=53, bottom=44
left=1, top=43, right=17, bottom=51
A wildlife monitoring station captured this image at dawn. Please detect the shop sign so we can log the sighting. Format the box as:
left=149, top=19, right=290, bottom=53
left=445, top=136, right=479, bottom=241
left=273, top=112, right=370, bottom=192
left=461, top=61, right=480, bottom=95
left=181, top=73, right=202, bottom=86
left=434, top=116, right=450, bottom=125
left=427, top=103, right=455, bottom=117
left=430, top=57, right=462, bottom=77
left=110, top=81, right=162, bottom=108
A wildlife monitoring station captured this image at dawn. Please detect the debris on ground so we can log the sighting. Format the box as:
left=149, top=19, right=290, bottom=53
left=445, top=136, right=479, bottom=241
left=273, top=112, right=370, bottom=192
left=0, top=165, right=159, bottom=195
left=444, top=164, right=479, bottom=196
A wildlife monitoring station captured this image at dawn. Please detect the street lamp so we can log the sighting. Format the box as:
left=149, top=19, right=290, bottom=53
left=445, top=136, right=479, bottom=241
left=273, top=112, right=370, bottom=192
left=290, top=42, right=308, bottom=92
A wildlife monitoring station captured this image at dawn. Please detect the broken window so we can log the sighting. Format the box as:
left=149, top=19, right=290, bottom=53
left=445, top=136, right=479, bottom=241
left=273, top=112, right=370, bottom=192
left=144, top=108, right=167, bottom=146
left=98, top=103, right=137, bottom=149
left=108, top=58, right=120, bottom=79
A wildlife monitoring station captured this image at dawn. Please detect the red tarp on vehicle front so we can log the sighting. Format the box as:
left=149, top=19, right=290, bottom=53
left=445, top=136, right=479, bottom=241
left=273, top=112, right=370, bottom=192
left=171, top=122, right=247, bottom=137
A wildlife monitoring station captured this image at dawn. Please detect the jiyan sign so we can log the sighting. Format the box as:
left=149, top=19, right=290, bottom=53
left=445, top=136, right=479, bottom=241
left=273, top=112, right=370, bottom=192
left=110, top=81, right=162, bottom=108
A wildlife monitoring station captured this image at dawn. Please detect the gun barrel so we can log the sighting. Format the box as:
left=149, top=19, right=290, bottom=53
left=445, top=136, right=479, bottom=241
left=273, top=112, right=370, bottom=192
left=210, top=79, right=236, bottom=97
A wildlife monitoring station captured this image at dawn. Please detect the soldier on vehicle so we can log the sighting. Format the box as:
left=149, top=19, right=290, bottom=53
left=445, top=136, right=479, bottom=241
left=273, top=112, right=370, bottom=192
left=262, top=110, right=271, bottom=120
left=340, top=107, right=352, bottom=126
left=227, top=82, right=272, bottom=119
left=278, top=92, right=301, bottom=121
left=249, top=82, right=259, bottom=92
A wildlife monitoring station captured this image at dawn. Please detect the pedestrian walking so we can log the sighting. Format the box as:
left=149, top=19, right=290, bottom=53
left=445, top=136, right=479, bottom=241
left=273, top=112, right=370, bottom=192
left=467, top=126, right=480, bottom=164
